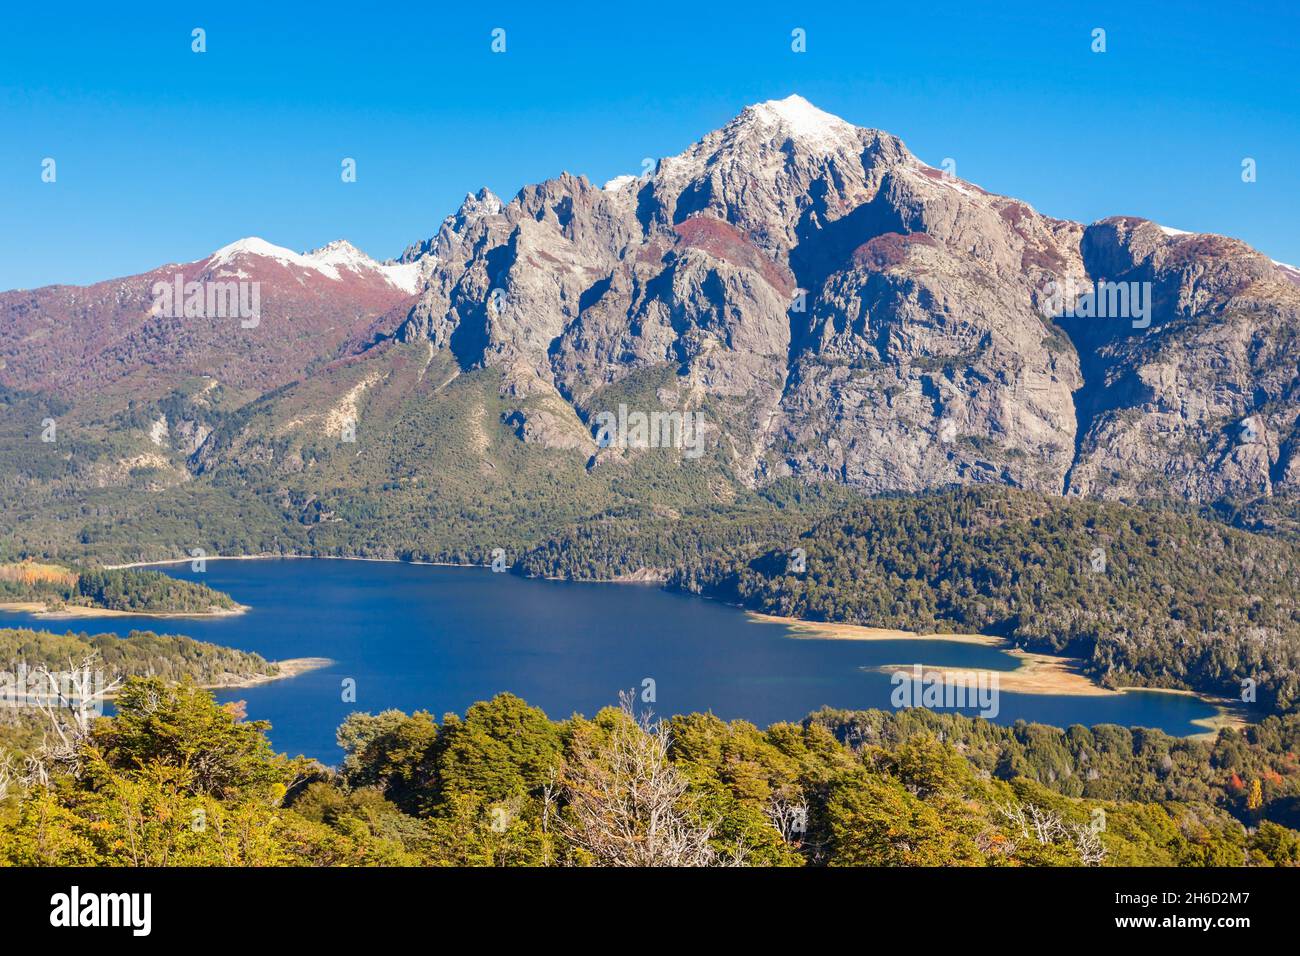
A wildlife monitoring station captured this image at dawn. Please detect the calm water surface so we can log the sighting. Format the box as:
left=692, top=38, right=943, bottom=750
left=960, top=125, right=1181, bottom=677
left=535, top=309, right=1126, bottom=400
left=2, top=559, right=1221, bottom=763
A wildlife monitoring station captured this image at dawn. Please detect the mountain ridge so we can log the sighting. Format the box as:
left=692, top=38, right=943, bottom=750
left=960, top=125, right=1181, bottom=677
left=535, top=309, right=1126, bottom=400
left=2, top=94, right=1298, bottom=563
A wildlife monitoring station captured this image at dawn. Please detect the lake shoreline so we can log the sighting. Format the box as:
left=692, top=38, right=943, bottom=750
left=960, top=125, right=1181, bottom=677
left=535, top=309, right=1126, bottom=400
left=87, top=657, right=335, bottom=700
left=84, top=555, right=1251, bottom=742
left=105, top=552, right=674, bottom=587
left=748, top=611, right=1249, bottom=738
left=0, top=600, right=249, bottom=621
left=206, top=656, right=334, bottom=691
left=751, top=612, right=1002, bottom=647
left=102, top=553, right=475, bottom=571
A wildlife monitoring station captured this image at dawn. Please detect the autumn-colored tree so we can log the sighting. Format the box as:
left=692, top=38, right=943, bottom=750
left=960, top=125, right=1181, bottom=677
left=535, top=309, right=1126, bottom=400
left=5, top=683, right=1300, bottom=868
left=89, top=677, right=291, bottom=799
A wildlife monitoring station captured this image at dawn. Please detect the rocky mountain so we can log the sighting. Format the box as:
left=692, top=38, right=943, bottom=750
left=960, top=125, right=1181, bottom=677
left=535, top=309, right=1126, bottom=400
left=2, top=94, right=1298, bottom=561
left=378, top=94, right=1299, bottom=506
left=0, top=237, right=422, bottom=404
left=1063, top=219, right=1300, bottom=503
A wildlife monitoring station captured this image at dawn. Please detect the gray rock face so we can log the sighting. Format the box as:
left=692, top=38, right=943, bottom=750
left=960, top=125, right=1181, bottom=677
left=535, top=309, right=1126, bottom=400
left=380, top=96, right=1298, bottom=506
left=1062, top=217, right=1300, bottom=503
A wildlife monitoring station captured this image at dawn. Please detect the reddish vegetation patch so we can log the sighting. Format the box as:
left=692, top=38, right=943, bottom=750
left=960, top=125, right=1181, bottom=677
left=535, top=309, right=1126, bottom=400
left=998, top=203, right=1028, bottom=228
left=347, top=299, right=415, bottom=352
left=916, top=166, right=992, bottom=196
left=851, top=232, right=938, bottom=271
left=635, top=241, right=668, bottom=266
left=673, top=216, right=795, bottom=296
left=997, top=201, right=1042, bottom=237
left=1163, top=234, right=1240, bottom=264
left=0, top=257, right=414, bottom=399
left=1022, top=245, right=1066, bottom=273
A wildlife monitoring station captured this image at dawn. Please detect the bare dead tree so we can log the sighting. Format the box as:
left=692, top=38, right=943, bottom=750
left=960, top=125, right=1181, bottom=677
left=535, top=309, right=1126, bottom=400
left=541, top=766, right=558, bottom=835
left=767, top=794, right=810, bottom=845
left=556, top=690, right=744, bottom=867
left=31, top=654, right=120, bottom=736
left=0, top=750, right=14, bottom=801
left=996, top=801, right=1106, bottom=866
left=1028, top=803, right=1066, bottom=845
left=20, top=653, right=121, bottom=784
left=1069, top=822, right=1107, bottom=866
left=996, top=801, right=1030, bottom=838
left=539, top=767, right=559, bottom=866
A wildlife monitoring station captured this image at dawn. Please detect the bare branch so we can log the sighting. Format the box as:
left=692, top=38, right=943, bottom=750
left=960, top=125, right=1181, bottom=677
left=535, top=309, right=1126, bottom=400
left=556, top=690, right=737, bottom=866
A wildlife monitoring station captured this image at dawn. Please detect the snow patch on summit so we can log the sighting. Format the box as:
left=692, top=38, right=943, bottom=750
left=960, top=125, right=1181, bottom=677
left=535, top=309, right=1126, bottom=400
left=743, top=95, right=859, bottom=153
left=1274, top=260, right=1300, bottom=286
left=374, top=260, right=422, bottom=294
left=207, top=237, right=318, bottom=272
left=603, top=174, right=638, bottom=192
left=204, top=237, right=422, bottom=293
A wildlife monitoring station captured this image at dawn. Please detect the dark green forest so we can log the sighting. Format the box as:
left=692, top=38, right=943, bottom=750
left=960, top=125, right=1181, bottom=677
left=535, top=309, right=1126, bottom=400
left=0, top=563, right=238, bottom=614
left=523, top=487, right=1300, bottom=715
left=2, top=680, right=1298, bottom=867
left=0, top=626, right=278, bottom=758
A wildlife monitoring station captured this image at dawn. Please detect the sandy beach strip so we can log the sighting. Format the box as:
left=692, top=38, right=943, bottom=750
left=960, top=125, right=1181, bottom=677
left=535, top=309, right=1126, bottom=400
left=748, top=611, right=1002, bottom=646
left=0, top=600, right=248, bottom=621
left=865, top=653, right=1116, bottom=697
left=202, top=657, right=333, bottom=690
left=755, top=610, right=1248, bottom=734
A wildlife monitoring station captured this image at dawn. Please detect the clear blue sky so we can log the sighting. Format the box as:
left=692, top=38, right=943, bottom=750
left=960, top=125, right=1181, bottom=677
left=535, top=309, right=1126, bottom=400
left=1, top=0, right=1296, bottom=289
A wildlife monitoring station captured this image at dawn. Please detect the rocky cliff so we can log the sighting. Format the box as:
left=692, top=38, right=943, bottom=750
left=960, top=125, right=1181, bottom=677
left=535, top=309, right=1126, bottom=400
left=4, top=95, right=1297, bottom=517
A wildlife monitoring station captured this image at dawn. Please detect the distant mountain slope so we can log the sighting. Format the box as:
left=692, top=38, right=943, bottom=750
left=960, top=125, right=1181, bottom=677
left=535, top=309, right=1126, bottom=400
left=0, top=237, right=421, bottom=404
left=381, top=94, right=1299, bottom=504
left=2, top=94, right=1298, bottom=563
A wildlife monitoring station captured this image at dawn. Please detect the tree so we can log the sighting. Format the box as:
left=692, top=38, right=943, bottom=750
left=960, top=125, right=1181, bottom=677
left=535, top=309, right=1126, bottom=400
left=557, top=692, right=741, bottom=866
left=89, top=677, right=290, bottom=799
left=22, top=653, right=122, bottom=784
left=1248, top=778, right=1264, bottom=812
left=823, top=769, right=981, bottom=866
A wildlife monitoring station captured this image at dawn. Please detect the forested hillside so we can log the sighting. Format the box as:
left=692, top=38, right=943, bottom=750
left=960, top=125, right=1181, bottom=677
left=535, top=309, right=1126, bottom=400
left=0, top=562, right=239, bottom=614
left=0, top=627, right=279, bottom=758
left=2, top=681, right=1298, bottom=867
left=0, top=627, right=276, bottom=685
left=523, top=488, right=1300, bottom=715
left=810, top=707, right=1300, bottom=831
left=712, top=489, right=1300, bottom=713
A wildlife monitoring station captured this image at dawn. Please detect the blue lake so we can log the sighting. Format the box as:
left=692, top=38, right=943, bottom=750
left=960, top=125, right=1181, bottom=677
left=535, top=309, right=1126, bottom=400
left=2, top=558, right=1224, bottom=763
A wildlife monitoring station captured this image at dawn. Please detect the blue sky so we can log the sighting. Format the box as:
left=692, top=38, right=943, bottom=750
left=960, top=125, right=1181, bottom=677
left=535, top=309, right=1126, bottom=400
left=1, top=0, right=1296, bottom=289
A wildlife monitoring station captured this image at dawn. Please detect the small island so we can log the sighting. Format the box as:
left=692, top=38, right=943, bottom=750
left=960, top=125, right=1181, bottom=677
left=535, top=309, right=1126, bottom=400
left=0, top=560, right=246, bottom=618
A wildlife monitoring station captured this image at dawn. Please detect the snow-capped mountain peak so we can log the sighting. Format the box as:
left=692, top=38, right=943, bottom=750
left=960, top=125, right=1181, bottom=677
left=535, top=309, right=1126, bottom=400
left=738, top=94, right=860, bottom=151
left=602, top=174, right=638, bottom=192
left=204, top=237, right=421, bottom=293
left=207, top=237, right=308, bottom=269
left=306, top=239, right=369, bottom=264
